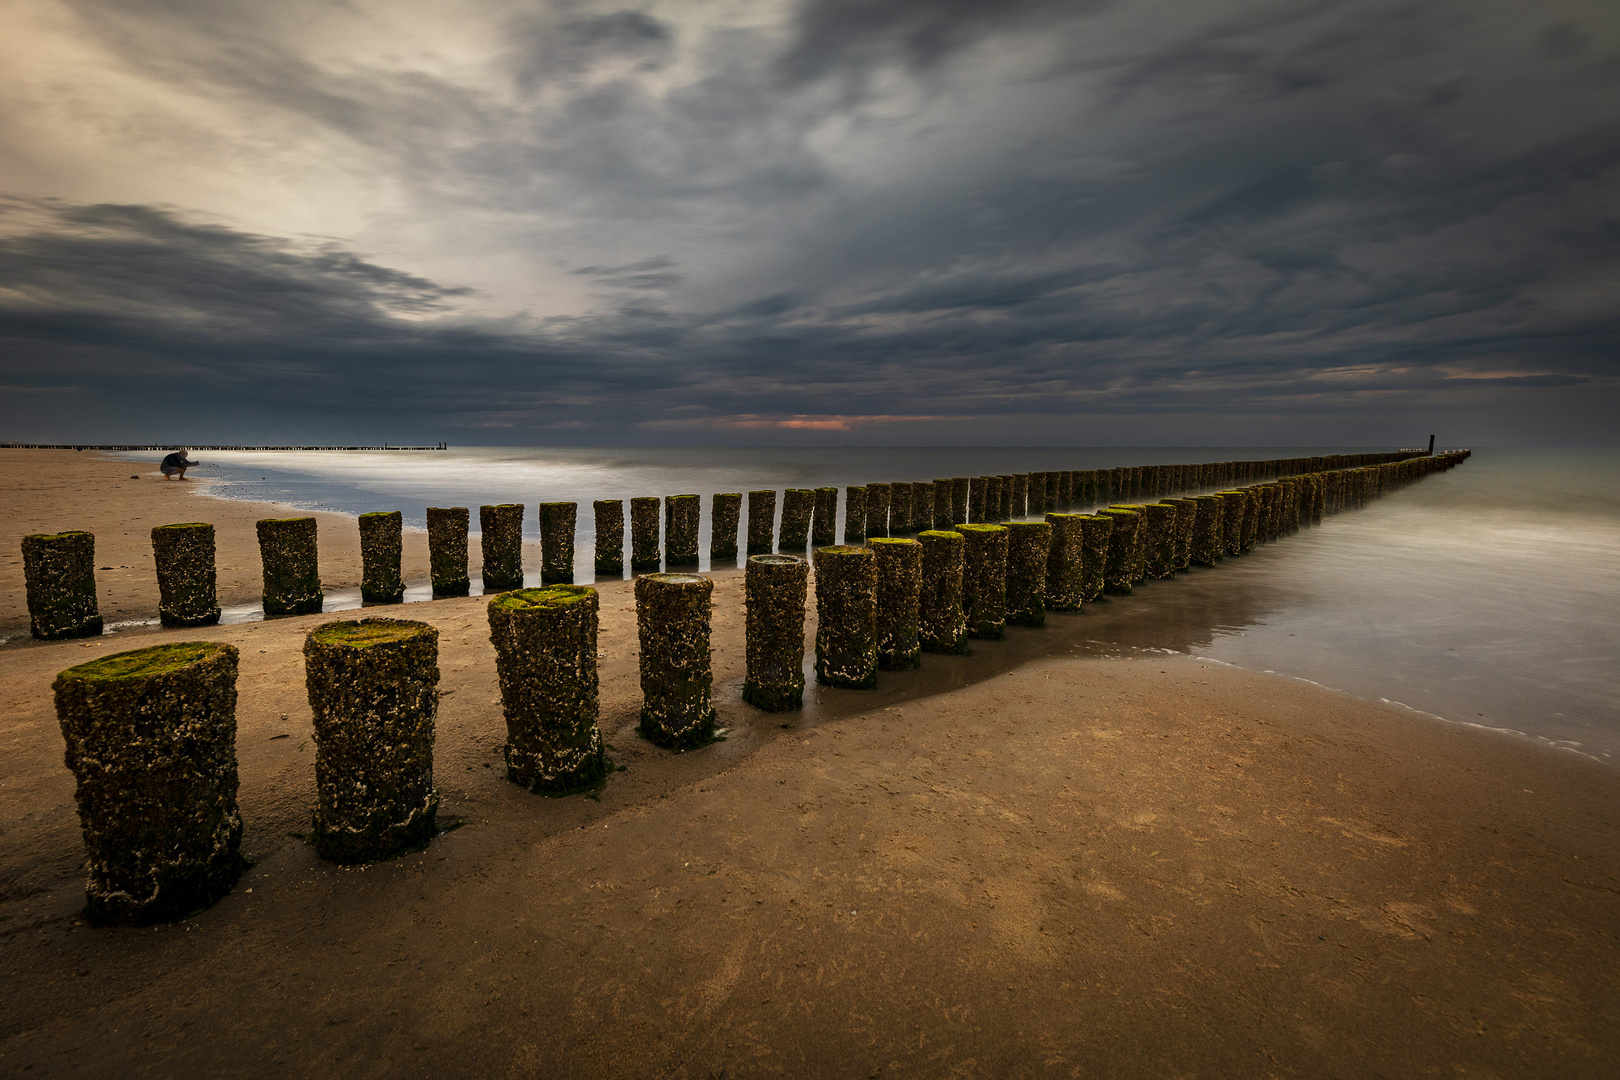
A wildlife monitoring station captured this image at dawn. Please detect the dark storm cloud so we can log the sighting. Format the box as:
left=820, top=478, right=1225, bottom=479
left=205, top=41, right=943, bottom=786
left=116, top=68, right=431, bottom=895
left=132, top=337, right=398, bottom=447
left=4, top=0, right=1619, bottom=443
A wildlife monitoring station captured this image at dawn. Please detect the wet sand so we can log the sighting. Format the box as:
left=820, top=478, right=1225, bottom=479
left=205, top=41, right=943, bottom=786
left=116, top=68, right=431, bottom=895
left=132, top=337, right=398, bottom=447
left=1, top=450, right=1617, bottom=1077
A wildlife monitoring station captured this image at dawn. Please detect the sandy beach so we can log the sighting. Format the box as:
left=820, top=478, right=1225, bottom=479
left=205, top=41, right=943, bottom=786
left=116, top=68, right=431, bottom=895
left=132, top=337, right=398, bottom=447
left=1, top=450, right=1616, bottom=1077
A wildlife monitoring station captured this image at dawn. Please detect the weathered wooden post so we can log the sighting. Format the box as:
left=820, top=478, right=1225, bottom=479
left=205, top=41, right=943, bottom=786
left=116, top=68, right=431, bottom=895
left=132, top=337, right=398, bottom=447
left=968, top=477, right=988, bottom=523
left=665, top=494, right=700, bottom=566
left=23, top=531, right=102, bottom=640
left=427, top=506, right=470, bottom=597
left=636, top=573, right=716, bottom=748
left=872, top=537, right=923, bottom=670
left=1004, top=520, right=1051, bottom=626
left=813, top=487, right=839, bottom=547
left=1079, top=514, right=1112, bottom=601
left=1029, top=472, right=1047, bottom=517
left=487, top=585, right=604, bottom=793
left=304, top=618, right=439, bottom=863
left=1011, top=475, right=1028, bottom=518
left=932, top=480, right=953, bottom=531
left=54, top=641, right=244, bottom=924
left=950, top=477, right=970, bottom=525
left=631, top=496, right=661, bottom=570
left=539, top=501, right=576, bottom=584
left=865, top=482, right=891, bottom=539
left=1215, top=493, right=1245, bottom=556
left=1239, top=489, right=1260, bottom=552
left=743, top=555, right=808, bottom=711
left=813, top=545, right=878, bottom=689
left=843, top=486, right=868, bottom=545
left=479, top=504, right=525, bottom=591
left=594, top=499, right=625, bottom=576
left=1166, top=498, right=1196, bottom=569
left=358, top=512, right=404, bottom=603
left=777, top=488, right=813, bottom=550
left=1191, top=496, right=1222, bottom=565
left=1044, top=513, right=1085, bottom=610
left=888, top=482, right=912, bottom=536
left=919, top=529, right=967, bottom=654
left=1099, top=508, right=1140, bottom=594
left=1143, top=503, right=1178, bottom=578
left=958, top=523, right=1008, bottom=639
left=711, top=493, right=742, bottom=562
left=258, top=517, right=324, bottom=615
left=913, top=481, right=936, bottom=531
left=998, top=475, right=1017, bottom=519
left=747, top=490, right=777, bottom=556
left=151, top=523, right=220, bottom=627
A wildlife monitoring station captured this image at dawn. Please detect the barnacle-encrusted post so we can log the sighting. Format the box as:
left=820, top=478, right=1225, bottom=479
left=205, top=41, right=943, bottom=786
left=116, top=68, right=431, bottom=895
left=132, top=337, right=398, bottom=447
left=54, top=642, right=243, bottom=925
left=539, top=501, right=576, bottom=584
left=631, top=496, right=661, bottom=570
left=743, top=555, right=808, bottom=711
left=813, top=545, right=878, bottom=689
left=258, top=517, right=323, bottom=616
left=865, top=483, right=891, bottom=539
left=998, top=475, right=1018, bottom=519
left=958, top=523, right=1008, bottom=639
left=872, top=537, right=923, bottom=670
left=664, top=494, right=700, bottom=567
left=913, top=481, right=936, bottom=531
left=304, top=618, right=439, bottom=864
left=635, top=573, right=716, bottom=748
left=1166, top=498, right=1196, bottom=569
left=487, top=586, right=604, bottom=794
left=1191, top=496, right=1222, bottom=566
left=426, top=507, right=470, bottom=597
left=358, top=512, right=404, bottom=604
left=1078, top=514, right=1112, bottom=601
left=1011, top=474, right=1028, bottom=518
left=1099, top=508, right=1140, bottom=594
left=594, top=499, right=625, bottom=576
left=779, top=488, right=814, bottom=550
left=24, top=531, right=102, bottom=640
left=1238, top=489, right=1260, bottom=552
left=812, top=487, right=839, bottom=547
left=151, top=523, right=220, bottom=628
left=1216, top=492, right=1246, bottom=556
left=932, top=480, right=953, bottom=531
left=479, top=504, right=525, bottom=592
left=919, top=529, right=967, bottom=654
left=1143, top=503, right=1178, bottom=578
left=747, top=490, right=776, bottom=556
left=951, top=477, right=970, bottom=525
left=843, top=486, right=868, bottom=545
left=1044, top=513, right=1085, bottom=611
left=710, top=493, right=742, bottom=563
left=1028, top=472, right=1047, bottom=517
left=888, top=482, right=912, bottom=536
left=1004, top=520, right=1051, bottom=626
left=968, top=477, right=988, bottom=523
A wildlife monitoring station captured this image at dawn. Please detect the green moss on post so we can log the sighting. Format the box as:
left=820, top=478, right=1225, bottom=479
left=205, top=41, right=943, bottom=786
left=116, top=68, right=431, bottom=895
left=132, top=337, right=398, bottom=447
left=865, top=483, right=891, bottom=539
left=357, top=512, right=404, bottom=604
left=918, top=530, right=967, bottom=654
left=479, top=504, right=525, bottom=592
left=843, top=486, right=868, bottom=545
left=1043, top=513, right=1085, bottom=610
left=814, top=545, right=878, bottom=688
left=636, top=574, right=716, bottom=748
left=487, top=586, right=604, bottom=794
left=1078, top=514, right=1112, bottom=601
left=1004, top=520, right=1050, bottom=627
left=23, top=531, right=103, bottom=640
left=539, top=502, right=576, bottom=584
left=1191, top=496, right=1222, bottom=566
left=747, top=490, right=776, bottom=556
left=872, top=538, right=923, bottom=670
left=957, top=523, right=1008, bottom=639
left=426, top=507, right=470, bottom=597
left=304, top=619, right=439, bottom=864
left=151, top=523, right=220, bottom=628
left=257, top=517, right=323, bottom=616
left=743, top=555, right=808, bottom=711
left=1099, top=508, right=1140, bottom=594
left=813, top=487, right=839, bottom=547
left=779, top=488, right=814, bottom=550
left=631, top=497, right=661, bottom=570
left=711, top=493, right=742, bottom=563
left=54, top=642, right=243, bottom=925
left=594, top=500, right=625, bottom=576
left=665, top=494, right=700, bottom=567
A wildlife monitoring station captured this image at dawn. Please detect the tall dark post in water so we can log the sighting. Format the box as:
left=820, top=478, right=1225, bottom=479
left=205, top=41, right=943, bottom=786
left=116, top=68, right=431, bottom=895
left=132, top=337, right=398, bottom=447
left=887, top=482, right=911, bottom=536
left=1044, top=513, right=1085, bottom=611
left=918, top=529, right=967, bottom=654
left=152, top=523, right=220, bottom=627
left=813, top=487, right=838, bottom=547
left=636, top=573, right=716, bottom=748
left=710, top=493, right=741, bottom=562
left=951, top=477, right=970, bottom=525
left=479, top=504, right=525, bottom=592
left=871, top=537, right=922, bottom=670
left=631, top=497, right=661, bottom=571
left=258, top=517, right=324, bottom=615
left=778, top=488, right=813, bottom=550
left=1428, top=434, right=1435, bottom=455
left=814, top=546, right=878, bottom=689
left=426, top=507, right=470, bottom=597
left=968, top=477, right=988, bottom=523
left=743, top=555, right=808, bottom=711
left=358, top=512, right=404, bottom=603
left=665, top=495, right=700, bottom=567
left=865, top=483, right=891, bottom=540
left=1004, top=520, right=1051, bottom=626
left=747, top=490, right=776, bottom=556
left=1143, top=503, right=1179, bottom=578
left=594, top=500, right=625, bottom=576
left=23, top=531, right=102, bottom=640
left=844, top=486, right=868, bottom=545
left=539, top=502, right=576, bottom=584
left=1078, top=514, right=1112, bottom=602
left=1191, top=496, right=1222, bottom=566
left=1099, top=508, right=1140, bottom=594
left=933, top=480, right=953, bottom=531
left=958, top=523, right=1008, bottom=639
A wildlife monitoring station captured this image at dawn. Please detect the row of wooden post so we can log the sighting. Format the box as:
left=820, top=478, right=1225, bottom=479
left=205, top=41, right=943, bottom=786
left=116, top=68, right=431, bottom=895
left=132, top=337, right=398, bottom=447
left=44, top=451, right=1468, bottom=926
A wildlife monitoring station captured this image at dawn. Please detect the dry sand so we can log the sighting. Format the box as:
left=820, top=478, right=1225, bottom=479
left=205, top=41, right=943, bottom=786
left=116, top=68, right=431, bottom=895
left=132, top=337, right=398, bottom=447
left=1, top=449, right=1617, bottom=1077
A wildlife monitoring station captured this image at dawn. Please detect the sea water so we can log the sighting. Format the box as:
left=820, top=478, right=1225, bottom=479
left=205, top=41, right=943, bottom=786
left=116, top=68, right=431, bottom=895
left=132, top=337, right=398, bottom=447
left=152, top=446, right=1620, bottom=767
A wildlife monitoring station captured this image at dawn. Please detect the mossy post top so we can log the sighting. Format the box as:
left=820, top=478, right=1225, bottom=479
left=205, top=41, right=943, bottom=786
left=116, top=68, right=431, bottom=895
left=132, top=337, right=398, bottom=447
left=749, top=554, right=803, bottom=568
left=488, top=584, right=597, bottom=613
left=816, top=544, right=872, bottom=559
left=306, top=617, right=438, bottom=650
left=1004, top=520, right=1052, bottom=536
left=955, top=522, right=1007, bottom=536
left=152, top=522, right=213, bottom=533
left=359, top=510, right=400, bottom=522
left=56, top=641, right=234, bottom=684
left=870, top=536, right=922, bottom=550
left=258, top=516, right=316, bottom=527
left=919, top=529, right=964, bottom=543
left=639, top=572, right=709, bottom=588
left=25, top=529, right=95, bottom=544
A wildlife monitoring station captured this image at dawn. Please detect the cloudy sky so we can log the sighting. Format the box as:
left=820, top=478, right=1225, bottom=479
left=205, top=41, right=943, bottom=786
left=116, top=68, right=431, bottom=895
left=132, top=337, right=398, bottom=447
left=1, top=0, right=1616, bottom=446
